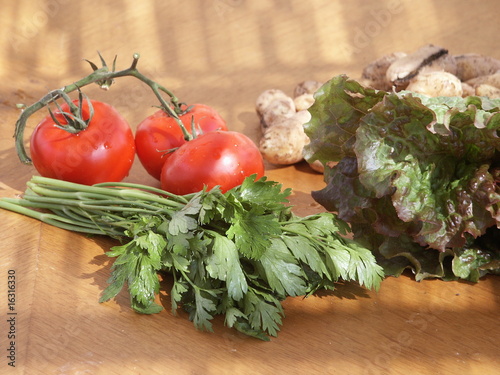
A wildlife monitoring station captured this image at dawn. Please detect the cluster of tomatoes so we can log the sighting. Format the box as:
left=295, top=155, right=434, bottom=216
left=29, top=100, right=265, bottom=195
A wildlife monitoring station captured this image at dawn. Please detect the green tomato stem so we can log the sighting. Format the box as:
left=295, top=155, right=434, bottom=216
left=14, top=53, right=192, bottom=164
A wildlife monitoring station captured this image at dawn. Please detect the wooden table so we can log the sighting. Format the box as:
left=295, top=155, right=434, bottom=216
left=1, top=1, right=498, bottom=374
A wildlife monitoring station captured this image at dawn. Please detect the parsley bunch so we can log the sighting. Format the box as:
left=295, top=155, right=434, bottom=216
left=0, top=175, right=384, bottom=340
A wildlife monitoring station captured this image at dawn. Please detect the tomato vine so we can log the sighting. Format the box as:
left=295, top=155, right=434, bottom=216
left=14, top=52, right=193, bottom=164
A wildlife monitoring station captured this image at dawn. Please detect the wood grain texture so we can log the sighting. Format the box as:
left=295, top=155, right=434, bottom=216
left=0, top=1, right=498, bottom=374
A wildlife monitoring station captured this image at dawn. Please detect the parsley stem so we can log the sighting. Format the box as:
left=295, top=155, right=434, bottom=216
left=0, top=198, right=120, bottom=235
left=177, top=267, right=216, bottom=296
left=29, top=176, right=187, bottom=209
left=2, top=198, right=119, bottom=224
left=95, top=181, right=192, bottom=202
left=54, top=206, right=107, bottom=227
left=20, top=193, right=161, bottom=215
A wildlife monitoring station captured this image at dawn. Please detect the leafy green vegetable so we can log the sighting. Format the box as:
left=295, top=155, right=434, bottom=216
left=304, top=74, right=500, bottom=282
left=0, top=175, right=384, bottom=340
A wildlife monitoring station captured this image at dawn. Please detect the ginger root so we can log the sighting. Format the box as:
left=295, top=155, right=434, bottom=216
left=254, top=46, right=500, bottom=178
left=360, top=51, right=406, bottom=91
left=260, top=97, right=296, bottom=131
left=406, top=71, right=463, bottom=97
left=255, top=89, right=291, bottom=118
left=358, top=45, right=500, bottom=98
left=454, top=54, right=500, bottom=81
left=259, top=111, right=311, bottom=165
left=256, top=81, right=324, bottom=171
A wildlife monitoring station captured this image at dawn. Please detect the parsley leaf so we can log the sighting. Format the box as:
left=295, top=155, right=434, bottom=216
left=226, top=210, right=280, bottom=260
left=282, top=230, right=329, bottom=278
left=168, top=194, right=202, bottom=235
left=171, top=279, right=188, bottom=313
left=205, top=233, right=248, bottom=300
left=191, top=288, right=217, bottom=332
left=258, top=238, right=307, bottom=297
left=233, top=175, right=291, bottom=213
left=243, top=288, right=284, bottom=338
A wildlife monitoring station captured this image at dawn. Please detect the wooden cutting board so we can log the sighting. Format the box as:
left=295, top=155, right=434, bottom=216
left=0, top=1, right=498, bottom=374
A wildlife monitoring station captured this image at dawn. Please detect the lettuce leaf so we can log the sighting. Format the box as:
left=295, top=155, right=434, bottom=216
left=304, top=75, right=500, bottom=281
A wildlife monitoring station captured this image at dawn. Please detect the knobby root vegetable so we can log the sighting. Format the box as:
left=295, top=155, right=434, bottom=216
left=461, top=82, right=475, bottom=97
left=308, top=159, right=324, bottom=173
left=475, top=84, right=500, bottom=98
left=360, top=51, right=406, bottom=91
left=292, top=80, right=322, bottom=111
left=385, top=44, right=448, bottom=87
left=466, top=72, right=500, bottom=89
left=406, top=71, right=463, bottom=97
left=260, top=96, right=296, bottom=131
left=358, top=45, right=500, bottom=98
left=259, top=111, right=311, bottom=165
left=419, top=54, right=458, bottom=77
left=293, top=93, right=315, bottom=111
left=255, top=89, right=290, bottom=117
left=454, top=54, right=500, bottom=81
left=256, top=81, right=324, bottom=170
left=293, top=80, right=323, bottom=97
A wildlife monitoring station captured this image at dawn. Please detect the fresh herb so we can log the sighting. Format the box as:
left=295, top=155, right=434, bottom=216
left=0, top=175, right=384, bottom=340
left=304, top=74, right=500, bottom=282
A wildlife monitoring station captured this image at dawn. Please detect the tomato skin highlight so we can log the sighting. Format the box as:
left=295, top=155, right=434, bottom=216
left=160, top=131, right=265, bottom=195
left=135, top=104, right=228, bottom=180
left=30, top=100, right=135, bottom=185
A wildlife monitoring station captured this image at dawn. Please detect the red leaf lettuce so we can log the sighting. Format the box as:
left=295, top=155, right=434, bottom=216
left=304, top=75, right=500, bottom=281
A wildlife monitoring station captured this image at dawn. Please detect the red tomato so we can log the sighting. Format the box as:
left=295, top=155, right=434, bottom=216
left=135, top=104, right=228, bottom=180
left=30, top=100, right=135, bottom=185
left=160, top=131, right=265, bottom=195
